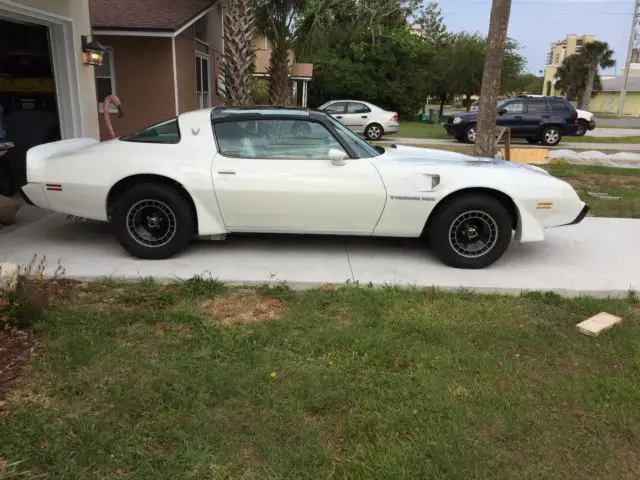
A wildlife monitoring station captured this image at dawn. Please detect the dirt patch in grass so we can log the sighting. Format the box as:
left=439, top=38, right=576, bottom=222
left=570, top=173, right=639, bottom=190
left=21, top=279, right=81, bottom=306
left=0, top=331, right=37, bottom=404
left=198, top=291, right=284, bottom=325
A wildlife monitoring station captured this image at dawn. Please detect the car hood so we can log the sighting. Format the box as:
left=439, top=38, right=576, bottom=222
left=379, top=145, right=550, bottom=175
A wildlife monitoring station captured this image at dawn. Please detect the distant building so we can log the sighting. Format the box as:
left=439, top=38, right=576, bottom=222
left=542, top=34, right=595, bottom=98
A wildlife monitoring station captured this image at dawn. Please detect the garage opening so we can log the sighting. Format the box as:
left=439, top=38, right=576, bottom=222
left=0, top=18, right=61, bottom=196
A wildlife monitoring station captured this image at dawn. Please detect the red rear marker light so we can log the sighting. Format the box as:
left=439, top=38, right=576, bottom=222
left=391, top=114, right=398, bottom=121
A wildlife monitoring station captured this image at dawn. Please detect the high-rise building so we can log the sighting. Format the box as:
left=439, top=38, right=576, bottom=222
left=545, top=34, right=595, bottom=66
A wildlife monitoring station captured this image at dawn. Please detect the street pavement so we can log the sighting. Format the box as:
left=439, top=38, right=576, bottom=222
left=0, top=213, right=637, bottom=297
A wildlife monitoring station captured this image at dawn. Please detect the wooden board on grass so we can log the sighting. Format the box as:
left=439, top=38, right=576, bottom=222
left=501, top=147, right=549, bottom=164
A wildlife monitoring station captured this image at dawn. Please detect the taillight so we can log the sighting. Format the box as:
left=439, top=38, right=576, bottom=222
left=391, top=113, right=398, bottom=122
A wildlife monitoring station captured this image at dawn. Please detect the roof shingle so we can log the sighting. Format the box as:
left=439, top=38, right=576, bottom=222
left=90, top=0, right=214, bottom=32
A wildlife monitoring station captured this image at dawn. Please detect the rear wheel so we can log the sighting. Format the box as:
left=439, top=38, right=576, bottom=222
left=540, top=126, right=562, bottom=146
left=364, top=123, right=384, bottom=141
left=428, top=193, right=512, bottom=269
left=112, top=183, right=195, bottom=259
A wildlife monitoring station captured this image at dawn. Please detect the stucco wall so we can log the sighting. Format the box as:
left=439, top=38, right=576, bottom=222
left=4, top=0, right=100, bottom=139
left=93, top=35, right=175, bottom=140
left=590, top=91, right=640, bottom=116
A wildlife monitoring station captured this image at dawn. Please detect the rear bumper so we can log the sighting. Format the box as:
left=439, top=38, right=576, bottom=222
left=384, top=123, right=400, bottom=135
left=566, top=204, right=590, bottom=226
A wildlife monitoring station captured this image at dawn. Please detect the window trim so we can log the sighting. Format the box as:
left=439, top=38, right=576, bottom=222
left=194, top=16, right=209, bottom=45
left=96, top=46, right=117, bottom=114
left=211, top=118, right=352, bottom=160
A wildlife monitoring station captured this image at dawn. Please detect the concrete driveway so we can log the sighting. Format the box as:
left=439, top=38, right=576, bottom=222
left=0, top=214, right=638, bottom=297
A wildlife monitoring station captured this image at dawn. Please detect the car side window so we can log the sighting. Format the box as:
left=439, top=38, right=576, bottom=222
left=527, top=99, right=550, bottom=114
left=324, top=102, right=346, bottom=114
left=550, top=100, right=571, bottom=113
left=120, top=118, right=181, bottom=144
left=347, top=102, right=371, bottom=114
left=502, top=100, right=525, bottom=114
left=213, top=119, right=348, bottom=160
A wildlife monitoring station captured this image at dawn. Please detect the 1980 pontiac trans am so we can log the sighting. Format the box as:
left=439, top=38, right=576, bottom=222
left=21, top=107, right=589, bottom=269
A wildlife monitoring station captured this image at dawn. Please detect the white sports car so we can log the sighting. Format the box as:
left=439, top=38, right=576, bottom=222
left=21, top=107, right=589, bottom=269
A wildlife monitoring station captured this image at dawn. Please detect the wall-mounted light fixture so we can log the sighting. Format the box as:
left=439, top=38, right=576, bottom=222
left=81, top=35, right=106, bottom=66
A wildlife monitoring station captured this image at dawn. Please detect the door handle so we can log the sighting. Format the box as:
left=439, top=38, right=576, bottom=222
left=336, top=116, right=343, bottom=119
left=361, top=115, right=368, bottom=119
left=515, top=116, right=523, bottom=119
left=217, top=170, right=236, bottom=175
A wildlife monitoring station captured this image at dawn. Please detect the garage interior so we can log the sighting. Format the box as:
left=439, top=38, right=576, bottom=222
left=0, top=18, right=61, bottom=197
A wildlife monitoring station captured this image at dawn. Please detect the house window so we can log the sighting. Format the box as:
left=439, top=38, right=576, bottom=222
left=94, top=47, right=116, bottom=112
left=196, top=54, right=211, bottom=108
left=195, top=16, right=208, bottom=43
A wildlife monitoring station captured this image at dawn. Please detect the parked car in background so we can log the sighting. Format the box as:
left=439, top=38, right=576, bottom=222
left=318, top=100, right=399, bottom=141
left=518, top=94, right=595, bottom=136
left=444, top=96, right=580, bottom=146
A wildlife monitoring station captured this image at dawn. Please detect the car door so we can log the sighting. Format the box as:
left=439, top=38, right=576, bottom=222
left=522, top=98, right=551, bottom=137
left=496, top=99, right=527, bottom=135
left=341, top=102, right=372, bottom=134
left=321, top=102, right=347, bottom=123
left=211, top=118, right=387, bottom=234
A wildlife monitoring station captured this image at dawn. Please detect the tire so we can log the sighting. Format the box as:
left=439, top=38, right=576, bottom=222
left=526, top=138, right=539, bottom=144
left=429, top=193, right=512, bottom=269
left=463, top=124, right=477, bottom=144
left=111, top=183, right=195, bottom=260
left=540, top=126, right=562, bottom=146
left=575, top=120, right=588, bottom=137
left=364, top=123, right=384, bottom=141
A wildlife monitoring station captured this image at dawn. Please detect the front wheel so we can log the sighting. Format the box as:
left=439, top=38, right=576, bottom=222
left=112, top=183, right=195, bottom=259
left=364, top=123, right=384, bottom=141
left=575, top=120, right=588, bottom=137
left=463, top=124, right=477, bottom=144
left=428, top=193, right=512, bottom=269
left=540, top=126, right=562, bottom=146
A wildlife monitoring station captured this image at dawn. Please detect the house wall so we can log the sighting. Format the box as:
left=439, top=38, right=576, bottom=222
left=176, top=3, right=225, bottom=111
left=93, top=35, right=175, bottom=140
left=5, top=0, right=99, bottom=139
left=590, top=91, right=640, bottom=116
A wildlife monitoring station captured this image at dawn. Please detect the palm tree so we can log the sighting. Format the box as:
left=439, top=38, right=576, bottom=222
left=223, top=0, right=257, bottom=106
left=255, top=0, right=336, bottom=105
left=578, top=41, right=615, bottom=109
left=555, top=54, right=602, bottom=102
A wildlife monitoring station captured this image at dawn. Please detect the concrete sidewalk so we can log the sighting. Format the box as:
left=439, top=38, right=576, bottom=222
left=0, top=214, right=638, bottom=296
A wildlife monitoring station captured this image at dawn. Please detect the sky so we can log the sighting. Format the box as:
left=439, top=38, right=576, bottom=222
left=435, top=0, right=637, bottom=75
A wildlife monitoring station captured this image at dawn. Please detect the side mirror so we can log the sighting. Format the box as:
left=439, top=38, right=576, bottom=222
left=329, top=148, right=348, bottom=166
left=498, top=107, right=507, bottom=115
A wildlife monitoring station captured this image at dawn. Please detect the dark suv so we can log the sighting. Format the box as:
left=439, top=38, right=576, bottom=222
left=443, top=96, right=579, bottom=146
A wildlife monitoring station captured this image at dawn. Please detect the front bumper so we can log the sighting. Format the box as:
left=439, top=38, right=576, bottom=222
left=566, top=204, right=590, bottom=226
left=443, top=123, right=465, bottom=136
left=588, top=119, right=596, bottom=130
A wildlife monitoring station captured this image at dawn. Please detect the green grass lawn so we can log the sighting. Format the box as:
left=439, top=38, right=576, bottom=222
left=543, top=164, right=640, bottom=218
left=397, top=121, right=640, bottom=144
left=2, top=280, right=640, bottom=479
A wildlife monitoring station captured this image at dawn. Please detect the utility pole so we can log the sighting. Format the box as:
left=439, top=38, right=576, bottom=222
left=473, top=0, right=512, bottom=158
left=618, top=0, right=640, bottom=117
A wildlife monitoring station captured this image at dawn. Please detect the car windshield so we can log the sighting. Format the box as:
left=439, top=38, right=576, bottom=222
left=327, top=116, right=381, bottom=158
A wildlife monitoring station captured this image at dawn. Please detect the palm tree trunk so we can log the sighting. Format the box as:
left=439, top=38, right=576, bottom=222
left=579, top=62, right=597, bottom=110
left=474, top=0, right=512, bottom=158
left=267, top=40, right=292, bottom=105
left=223, top=0, right=256, bottom=106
